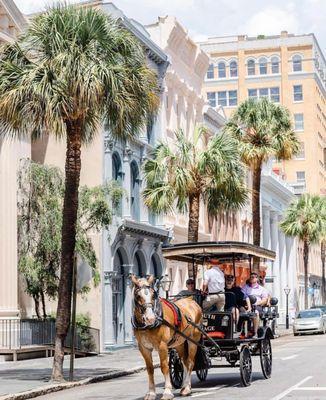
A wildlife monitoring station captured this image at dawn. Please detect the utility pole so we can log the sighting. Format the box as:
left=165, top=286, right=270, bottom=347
left=69, top=254, right=77, bottom=381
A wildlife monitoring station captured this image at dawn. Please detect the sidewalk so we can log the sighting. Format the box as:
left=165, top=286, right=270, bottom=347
left=0, top=346, right=159, bottom=399
left=0, top=329, right=292, bottom=400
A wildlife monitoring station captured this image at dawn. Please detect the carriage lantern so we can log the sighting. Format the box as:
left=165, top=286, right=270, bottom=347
left=283, top=286, right=291, bottom=329
left=161, top=274, right=173, bottom=299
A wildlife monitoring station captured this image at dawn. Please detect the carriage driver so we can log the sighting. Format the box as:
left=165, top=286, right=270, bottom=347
left=202, top=259, right=225, bottom=311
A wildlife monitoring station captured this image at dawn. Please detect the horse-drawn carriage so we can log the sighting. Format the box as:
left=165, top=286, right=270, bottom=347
left=132, top=241, right=278, bottom=399
left=162, top=241, right=277, bottom=388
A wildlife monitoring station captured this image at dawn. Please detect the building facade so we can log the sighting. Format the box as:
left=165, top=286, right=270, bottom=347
left=146, top=16, right=213, bottom=295
left=30, top=2, right=170, bottom=350
left=199, top=32, right=325, bottom=311
left=199, top=32, right=326, bottom=196
left=0, top=0, right=29, bottom=319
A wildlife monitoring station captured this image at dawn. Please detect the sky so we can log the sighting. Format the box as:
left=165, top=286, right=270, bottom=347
left=15, top=0, right=326, bottom=53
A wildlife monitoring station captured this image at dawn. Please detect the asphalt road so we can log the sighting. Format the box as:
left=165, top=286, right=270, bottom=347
left=39, top=333, right=326, bottom=400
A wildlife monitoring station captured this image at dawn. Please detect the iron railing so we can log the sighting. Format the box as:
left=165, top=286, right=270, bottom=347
left=0, top=318, right=100, bottom=354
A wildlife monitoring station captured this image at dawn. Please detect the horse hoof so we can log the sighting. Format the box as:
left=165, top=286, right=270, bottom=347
left=144, top=392, right=156, bottom=400
left=161, top=392, right=174, bottom=400
left=180, top=387, right=192, bottom=396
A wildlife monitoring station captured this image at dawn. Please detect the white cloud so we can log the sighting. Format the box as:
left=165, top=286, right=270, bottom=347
left=244, top=6, right=300, bottom=36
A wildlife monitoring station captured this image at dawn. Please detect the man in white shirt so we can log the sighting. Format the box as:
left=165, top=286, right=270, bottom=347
left=202, top=260, right=225, bottom=311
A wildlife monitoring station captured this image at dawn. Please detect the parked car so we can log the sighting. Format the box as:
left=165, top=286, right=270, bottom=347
left=293, top=309, right=326, bottom=336
left=311, top=305, right=326, bottom=315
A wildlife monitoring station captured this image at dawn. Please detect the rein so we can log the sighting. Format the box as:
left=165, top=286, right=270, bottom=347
left=132, top=285, right=163, bottom=330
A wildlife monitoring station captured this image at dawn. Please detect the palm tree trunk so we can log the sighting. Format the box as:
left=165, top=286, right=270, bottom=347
left=51, top=120, right=82, bottom=382
left=303, top=240, right=309, bottom=309
left=188, top=193, right=200, bottom=243
left=252, top=166, right=262, bottom=271
left=321, top=240, right=325, bottom=304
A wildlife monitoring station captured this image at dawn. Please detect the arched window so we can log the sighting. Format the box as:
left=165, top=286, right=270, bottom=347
left=206, top=63, right=214, bottom=79
left=112, top=153, right=122, bottom=215
left=292, top=55, right=302, bottom=72
left=271, top=56, right=280, bottom=74
left=130, top=161, right=140, bottom=221
left=247, top=59, right=255, bottom=76
left=259, top=57, right=267, bottom=74
left=134, top=250, right=146, bottom=277
left=218, top=62, right=226, bottom=78
left=112, top=152, right=122, bottom=181
left=230, top=61, right=238, bottom=77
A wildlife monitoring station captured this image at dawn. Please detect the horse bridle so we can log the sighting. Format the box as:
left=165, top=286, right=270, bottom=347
left=133, top=284, right=157, bottom=313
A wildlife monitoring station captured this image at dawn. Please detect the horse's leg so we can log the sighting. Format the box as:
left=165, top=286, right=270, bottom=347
left=180, top=340, right=197, bottom=396
left=158, top=343, right=174, bottom=400
left=139, top=344, right=156, bottom=400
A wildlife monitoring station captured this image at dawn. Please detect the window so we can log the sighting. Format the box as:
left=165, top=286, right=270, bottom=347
left=206, top=63, right=214, bottom=79
left=270, top=87, right=280, bottom=102
left=216, top=90, right=238, bottom=107
left=259, top=88, right=268, bottom=98
left=229, top=90, right=238, bottom=106
left=218, top=62, right=226, bottom=78
left=296, top=171, right=306, bottom=182
left=247, top=59, right=255, bottom=75
left=248, top=87, right=280, bottom=102
left=271, top=56, right=280, bottom=74
left=294, top=113, right=304, bottom=131
left=248, top=88, right=258, bottom=100
left=292, top=55, right=302, bottom=72
left=217, top=91, right=227, bottom=106
left=259, top=57, right=267, bottom=74
left=207, top=92, right=216, bottom=107
left=295, top=142, right=305, bottom=159
left=293, top=85, right=303, bottom=101
left=230, top=61, right=238, bottom=77
left=130, top=161, right=140, bottom=221
left=112, top=153, right=122, bottom=215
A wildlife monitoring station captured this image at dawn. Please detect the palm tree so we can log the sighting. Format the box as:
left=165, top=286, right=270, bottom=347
left=224, top=98, right=299, bottom=252
left=280, top=195, right=326, bottom=309
left=0, top=5, right=158, bottom=381
left=143, top=127, right=247, bottom=243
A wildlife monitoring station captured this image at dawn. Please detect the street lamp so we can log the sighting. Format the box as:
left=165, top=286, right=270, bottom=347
left=283, top=286, right=291, bottom=330
left=312, top=282, right=317, bottom=307
left=161, top=274, right=173, bottom=299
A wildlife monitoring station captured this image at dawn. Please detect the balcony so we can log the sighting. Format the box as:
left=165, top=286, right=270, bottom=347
left=289, top=181, right=306, bottom=195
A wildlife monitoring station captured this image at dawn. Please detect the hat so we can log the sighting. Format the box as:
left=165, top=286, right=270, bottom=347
left=186, top=278, right=195, bottom=285
left=225, top=274, right=235, bottom=281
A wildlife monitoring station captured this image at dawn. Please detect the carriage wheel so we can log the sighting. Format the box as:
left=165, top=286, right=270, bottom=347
left=239, top=346, right=252, bottom=387
left=260, top=337, right=272, bottom=379
left=169, top=349, right=184, bottom=389
left=196, top=367, right=208, bottom=382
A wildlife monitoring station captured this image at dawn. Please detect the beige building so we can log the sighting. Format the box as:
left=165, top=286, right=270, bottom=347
left=199, top=32, right=326, bottom=309
left=199, top=31, right=326, bottom=196
left=0, top=0, right=29, bottom=319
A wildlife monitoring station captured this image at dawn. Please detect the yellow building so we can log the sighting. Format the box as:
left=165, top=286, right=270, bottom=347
left=199, top=31, right=326, bottom=196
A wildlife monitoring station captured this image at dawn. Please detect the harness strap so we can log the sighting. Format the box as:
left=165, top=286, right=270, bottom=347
left=161, top=298, right=182, bottom=328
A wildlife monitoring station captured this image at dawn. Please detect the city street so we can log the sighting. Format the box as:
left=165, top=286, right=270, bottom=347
left=38, top=333, right=326, bottom=400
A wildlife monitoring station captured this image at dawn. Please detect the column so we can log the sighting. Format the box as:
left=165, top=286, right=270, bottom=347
left=139, top=153, right=149, bottom=224
left=286, top=236, right=297, bottom=315
left=122, top=146, right=132, bottom=219
left=122, top=264, right=134, bottom=345
left=278, top=216, right=287, bottom=322
left=102, top=136, right=114, bottom=348
left=270, top=211, right=281, bottom=303
left=262, top=206, right=271, bottom=249
left=0, top=139, right=20, bottom=317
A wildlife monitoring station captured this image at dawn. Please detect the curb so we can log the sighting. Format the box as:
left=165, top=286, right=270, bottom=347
left=0, top=363, right=160, bottom=400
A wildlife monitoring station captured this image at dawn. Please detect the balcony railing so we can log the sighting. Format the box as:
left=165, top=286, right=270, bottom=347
left=0, top=318, right=100, bottom=354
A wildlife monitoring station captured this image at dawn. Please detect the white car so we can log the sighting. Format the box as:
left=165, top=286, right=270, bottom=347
left=293, top=308, right=326, bottom=336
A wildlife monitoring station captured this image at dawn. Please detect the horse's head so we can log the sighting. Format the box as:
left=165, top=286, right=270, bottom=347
left=131, top=275, right=157, bottom=326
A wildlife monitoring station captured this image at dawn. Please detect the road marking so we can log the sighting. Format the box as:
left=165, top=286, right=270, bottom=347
left=191, top=385, right=227, bottom=397
left=270, top=376, right=313, bottom=400
left=280, top=354, right=298, bottom=360
left=295, top=387, right=326, bottom=391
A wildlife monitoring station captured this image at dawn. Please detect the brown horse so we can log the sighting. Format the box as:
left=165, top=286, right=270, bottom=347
left=132, top=275, right=202, bottom=400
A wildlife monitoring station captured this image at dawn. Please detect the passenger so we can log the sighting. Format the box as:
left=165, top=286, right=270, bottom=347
left=224, top=275, right=251, bottom=325
left=176, top=278, right=201, bottom=296
left=241, top=272, right=269, bottom=338
left=202, top=259, right=225, bottom=311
